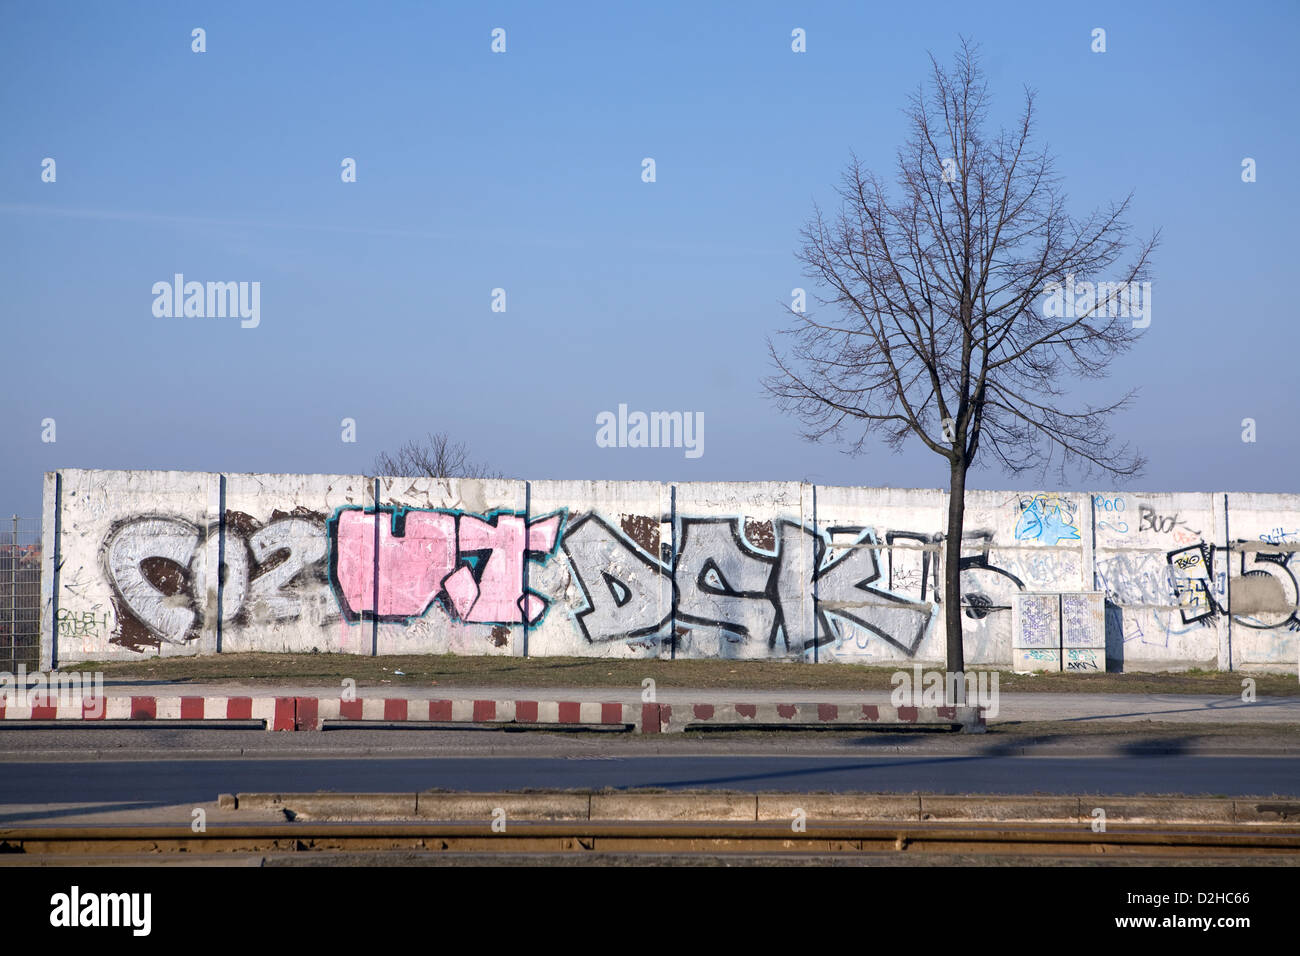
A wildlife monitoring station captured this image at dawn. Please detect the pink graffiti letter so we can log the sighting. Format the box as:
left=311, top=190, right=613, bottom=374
left=335, top=510, right=457, bottom=619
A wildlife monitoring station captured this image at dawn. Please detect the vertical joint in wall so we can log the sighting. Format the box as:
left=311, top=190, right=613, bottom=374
left=522, top=480, right=531, bottom=658
left=44, top=472, right=62, bottom=671
left=812, top=483, right=819, bottom=664
left=371, top=477, right=380, bottom=657
left=1223, top=492, right=1233, bottom=672
left=669, top=484, right=677, bottom=661
left=216, top=474, right=226, bottom=654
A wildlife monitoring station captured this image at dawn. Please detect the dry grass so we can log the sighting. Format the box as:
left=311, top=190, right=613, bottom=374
left=62, top=652, right=1300, bottom=696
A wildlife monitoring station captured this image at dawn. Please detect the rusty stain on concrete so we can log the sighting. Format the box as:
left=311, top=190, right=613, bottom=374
left=621, top=514, right=659, bottom=554
left=744, top=519, right=775, bottom=551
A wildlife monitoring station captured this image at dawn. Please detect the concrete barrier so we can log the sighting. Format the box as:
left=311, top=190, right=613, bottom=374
left=236, top=793, right=418, bottom=817
left=417, top=793, right=591, bottom=821
left=0, top=694, right=980, bottom=733
left=757, top=794, right=923, bottom=821
left=590, top=793, right=757, bottom=821
left=305, top=697, right=640, bottom=732
left=42, top=469, right=1300, bottom=674
left=654, top=701, right=985, bottom=733
left=919, top=795, right=1082, bottom=822
left=223, top=790, right=1285, bottom=825
left=1234, top=801, right=1300, bottom=823
left=0, top=695, right=639, bottom=732
left=0, top=695, right=293, bottom=729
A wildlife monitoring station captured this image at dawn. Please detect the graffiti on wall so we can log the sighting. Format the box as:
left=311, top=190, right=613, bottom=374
left=57, top=608, right=113, bottom=640
left=1096, top=538, right=1300, bottom=648
left=884, top=529, right=1030, bottom=621
left=1231, top=546, right=1300, bottom=632
left=101, top=511, right=334, bottom=651
left=1087, top=496, right=1297, bottom=645
left=563, top=515, right=933, bottom=658
left=96, top=508, right=982, bottom=659
left=1093, top=495, right=1128, bottom=534
left=101, top=507, right=570, bottom=649
left=328, top=506, right=565, bottom=626
left=82, top=496, right=1300, bottom=663
left=1014, top=494, right=1080, bottom=544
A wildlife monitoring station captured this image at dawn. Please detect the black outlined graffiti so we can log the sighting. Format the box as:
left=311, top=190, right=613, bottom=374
left=955, top=531, right=1027, bottom=619
left=563, top=514, right=933, bottom=657
left=1097, top=539, right=1300, bottom=637
left=562, top=513, right=673, bottom=644
left=102, top=516, right=203, bottom=650
left=808, top=523, right=931, bottom=656
left=101, top=512, right=333, bottom=651
left=1231, top=545, right=1300, bottom=631
left=676, top=517, right=782, bottom=648
left=885, top=529, right=1025, bottom=620
left=1166, top=542, right=1217, bottom=624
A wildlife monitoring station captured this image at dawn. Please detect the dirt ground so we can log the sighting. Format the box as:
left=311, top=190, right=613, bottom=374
left=63, top=652, right=1300, bottom=696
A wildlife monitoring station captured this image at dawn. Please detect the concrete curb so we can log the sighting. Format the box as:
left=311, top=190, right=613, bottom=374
left=0, top=696, right=639, bottom=732
left=0, top=696, right=984, bottom=734
left=235, top=793, right=418, bottom=817
left=417, top=793, right=591, bottom=821
left=657, top=701, right=984, bottom=733
left=757, top=794, right=924, bottom=821
left=590, top=793, right=757, bottom=821
left=223, top=791, right=1300, bottom=825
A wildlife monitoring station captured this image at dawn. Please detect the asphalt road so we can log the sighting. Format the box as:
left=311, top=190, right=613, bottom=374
left=1, top=754, right=1296, bottom=813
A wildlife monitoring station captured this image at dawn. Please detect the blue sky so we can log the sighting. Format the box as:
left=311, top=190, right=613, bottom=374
left=2, top=0, right=1296, bottom=517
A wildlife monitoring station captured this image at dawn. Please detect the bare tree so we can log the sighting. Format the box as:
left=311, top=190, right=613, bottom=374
left=372, top=432, right=502, bottom=479
left=765, top=39, right=1157, bottom=679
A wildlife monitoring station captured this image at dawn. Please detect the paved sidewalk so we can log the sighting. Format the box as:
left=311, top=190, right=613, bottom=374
left=77, top=681, right=1300, bottom=726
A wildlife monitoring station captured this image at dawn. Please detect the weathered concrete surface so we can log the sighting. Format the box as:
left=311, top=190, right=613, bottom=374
left=417, top=793, right=590, bottom=821
left=656, top=700, right=983, bottom=733
left=213, top=792, right=1294, bottom=826
left=41, top=469, right=1300, bottom=672
left=234, top=792, right=417, bottom=818
left=919, top=795, right=1081, bottom=822
left=231, top=792, right=594, bottom=822
left=589, top=793, right=757, bottom=821
left=757, top=794, right=922, bottom=821
left=1091, top=798, right=1239, bottom=824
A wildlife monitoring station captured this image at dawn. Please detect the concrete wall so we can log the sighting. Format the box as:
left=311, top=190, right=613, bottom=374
left=39, top=469, right=1300, bottom=672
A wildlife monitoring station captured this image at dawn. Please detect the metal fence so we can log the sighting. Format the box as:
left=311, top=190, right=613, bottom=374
left=1, top=516, right=41, bottom=671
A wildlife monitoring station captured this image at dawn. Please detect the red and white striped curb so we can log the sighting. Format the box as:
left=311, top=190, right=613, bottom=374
left=0, top=696, right=646, bottom=733
left=0, top=697, right=984, bottom=733
left=0, top=696, right=297, bottom=729
left=307, top=698, right=644, bottom=733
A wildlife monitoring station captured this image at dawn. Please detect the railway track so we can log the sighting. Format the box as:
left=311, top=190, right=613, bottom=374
left=3, top=820, right=1298, bottom=860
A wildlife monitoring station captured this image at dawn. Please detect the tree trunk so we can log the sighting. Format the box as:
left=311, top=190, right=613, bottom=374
left=943, top=458, right=968, bottom=702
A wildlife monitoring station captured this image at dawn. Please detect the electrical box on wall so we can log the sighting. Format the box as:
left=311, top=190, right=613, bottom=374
left=1012, top=592, right=1106, bottom=673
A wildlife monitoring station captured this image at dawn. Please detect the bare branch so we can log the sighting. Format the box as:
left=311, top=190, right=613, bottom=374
left=372, top=432, right=504, bottom=479
left=764, top=38, right=1155, bottom=484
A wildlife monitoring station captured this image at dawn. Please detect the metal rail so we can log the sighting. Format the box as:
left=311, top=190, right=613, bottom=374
left=4, top=821, right=1299, bottom=859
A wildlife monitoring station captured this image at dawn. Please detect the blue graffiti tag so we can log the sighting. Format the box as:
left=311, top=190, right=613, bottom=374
left=1014, top=495, right=1080, bottom=544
